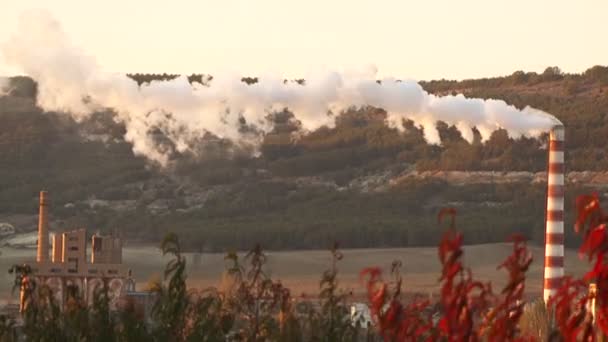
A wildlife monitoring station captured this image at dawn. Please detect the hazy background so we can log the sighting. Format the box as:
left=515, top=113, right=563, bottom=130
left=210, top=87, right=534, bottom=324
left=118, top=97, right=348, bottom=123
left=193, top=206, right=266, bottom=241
left=0, top=243, right=590, bottom=301
left=1, top=0, right=607, bottom=80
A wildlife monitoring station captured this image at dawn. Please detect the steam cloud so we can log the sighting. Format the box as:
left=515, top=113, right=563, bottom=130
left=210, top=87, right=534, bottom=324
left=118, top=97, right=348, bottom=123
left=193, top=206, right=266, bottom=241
left=1, top=10, right=562, bottom=165
left=0, top=77, right=9, bottom=96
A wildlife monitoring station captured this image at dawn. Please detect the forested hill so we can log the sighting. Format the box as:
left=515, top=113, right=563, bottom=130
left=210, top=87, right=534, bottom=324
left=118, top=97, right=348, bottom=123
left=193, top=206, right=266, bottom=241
left=1, top=65, right=607, bottom=251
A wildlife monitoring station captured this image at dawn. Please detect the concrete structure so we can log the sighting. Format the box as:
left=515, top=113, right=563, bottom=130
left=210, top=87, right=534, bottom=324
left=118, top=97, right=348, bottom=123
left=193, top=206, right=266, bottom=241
left=543, top=125, right=565, bottom=303
left=91, top=234, right=122, bottom=264
left=36, top=191, right=49, bottom=263
left=21, top=191, right=134, bottom=311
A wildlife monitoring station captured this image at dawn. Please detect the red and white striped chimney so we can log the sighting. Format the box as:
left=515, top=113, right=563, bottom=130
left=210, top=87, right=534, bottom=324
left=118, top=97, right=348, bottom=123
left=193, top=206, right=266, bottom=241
left=543, top=125, right=565, bottom=303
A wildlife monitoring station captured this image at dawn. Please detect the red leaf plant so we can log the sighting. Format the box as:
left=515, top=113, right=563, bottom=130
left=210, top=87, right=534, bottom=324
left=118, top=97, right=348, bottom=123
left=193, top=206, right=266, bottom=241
left=437, top=224, right=493, bottom=341
left=551, top=192, right=608, bottom=339
left=361, top=208, right=536, bottom=341
left=360, top=265, right=434, bottom=342
left=480, top=234, right=534, bottom=341
left=548, top=277, right=594, bottom=341
left=575, top=193, right=607, bottom=234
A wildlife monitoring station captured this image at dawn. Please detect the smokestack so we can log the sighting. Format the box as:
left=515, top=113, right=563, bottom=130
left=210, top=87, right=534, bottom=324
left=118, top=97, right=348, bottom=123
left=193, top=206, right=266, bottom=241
left=36, top=191, right=49, bottom=263
left=543, top=125, right=565, bottom=303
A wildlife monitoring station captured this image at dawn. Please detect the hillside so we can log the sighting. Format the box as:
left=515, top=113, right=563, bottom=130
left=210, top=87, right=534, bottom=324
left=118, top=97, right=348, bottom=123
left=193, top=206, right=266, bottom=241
left=1, top=66, right=608, bottom=251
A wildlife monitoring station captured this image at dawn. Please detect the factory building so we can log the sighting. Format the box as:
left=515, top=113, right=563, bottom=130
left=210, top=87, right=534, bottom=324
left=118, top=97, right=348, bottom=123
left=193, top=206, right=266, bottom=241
left=20, top=191, right=135, bottom=311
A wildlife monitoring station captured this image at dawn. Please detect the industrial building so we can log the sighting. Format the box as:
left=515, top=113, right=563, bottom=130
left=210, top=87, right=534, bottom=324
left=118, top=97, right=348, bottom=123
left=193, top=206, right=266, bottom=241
left=20, top=191, right=136, bottom=311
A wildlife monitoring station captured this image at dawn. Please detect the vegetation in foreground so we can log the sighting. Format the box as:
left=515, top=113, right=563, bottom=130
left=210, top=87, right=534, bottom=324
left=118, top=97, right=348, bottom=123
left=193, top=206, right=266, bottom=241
left=0, top=193, right=606, bottom=341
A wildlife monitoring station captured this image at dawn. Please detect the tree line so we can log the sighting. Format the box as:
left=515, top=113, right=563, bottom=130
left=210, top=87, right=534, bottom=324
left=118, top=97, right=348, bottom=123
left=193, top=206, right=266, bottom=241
left=3, top=195, right=608, bottom=340
left=0, top=65, right=607, bottom=250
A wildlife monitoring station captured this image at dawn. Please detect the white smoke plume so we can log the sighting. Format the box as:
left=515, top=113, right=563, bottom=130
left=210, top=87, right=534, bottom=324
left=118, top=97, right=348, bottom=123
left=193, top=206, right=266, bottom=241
left=0, top=77, right=9, bottom=96
left=1, top=10, right=562, bottom=165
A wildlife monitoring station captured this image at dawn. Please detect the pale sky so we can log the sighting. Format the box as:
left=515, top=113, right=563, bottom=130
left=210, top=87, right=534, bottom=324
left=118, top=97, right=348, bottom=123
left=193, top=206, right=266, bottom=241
left=0, top=0, right=606, bottom=80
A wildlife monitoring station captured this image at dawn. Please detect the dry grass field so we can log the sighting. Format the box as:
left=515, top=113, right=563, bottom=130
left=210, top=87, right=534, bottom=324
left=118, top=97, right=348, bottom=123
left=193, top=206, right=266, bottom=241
left=0, top=242, right=590, bottom=305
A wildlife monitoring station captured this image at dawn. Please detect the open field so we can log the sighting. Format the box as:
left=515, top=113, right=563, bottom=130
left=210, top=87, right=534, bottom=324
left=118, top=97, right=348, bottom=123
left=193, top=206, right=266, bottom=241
left=0, top=242, right=590, bottom=305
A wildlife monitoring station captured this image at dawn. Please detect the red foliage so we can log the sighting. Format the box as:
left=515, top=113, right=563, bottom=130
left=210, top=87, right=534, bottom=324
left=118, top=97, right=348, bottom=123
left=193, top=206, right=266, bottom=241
left=549, top=277, right=594, bottom=341
left=362, top=208, right=537, bottom=341
left=360, top=267, right=434, bottom=341
left=482, top=234, right=534, bottom=341
left=548, top=193, right=608, bottom=339
left=575, top=193, right=606, bottom=234
left=437, top=227, right=494, bottom=341
left=562, top=193, right=608, bottom=339
left=360, top=194, right=608, bottom=340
